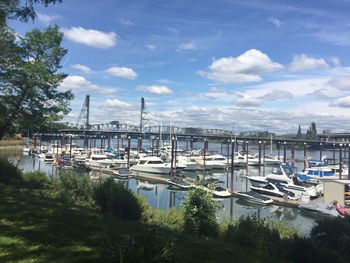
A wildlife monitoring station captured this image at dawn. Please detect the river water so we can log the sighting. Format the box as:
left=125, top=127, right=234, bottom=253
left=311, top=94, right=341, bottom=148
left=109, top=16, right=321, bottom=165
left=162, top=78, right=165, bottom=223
left=1, top=139, right=344, bottom=235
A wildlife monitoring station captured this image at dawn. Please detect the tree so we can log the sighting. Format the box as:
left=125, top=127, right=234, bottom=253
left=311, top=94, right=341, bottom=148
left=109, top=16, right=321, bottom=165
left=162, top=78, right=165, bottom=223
left=0, top=25, right=73, bottom=139
left=182, top=187, right=219, bottom=237
left=1, top=0, right=62, bottom=27
left=296, top=125, right=302, bottom=139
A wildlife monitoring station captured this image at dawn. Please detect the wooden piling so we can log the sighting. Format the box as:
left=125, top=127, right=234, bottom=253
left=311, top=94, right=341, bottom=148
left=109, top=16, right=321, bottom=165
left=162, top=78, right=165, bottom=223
left=303, top=142, right=307, bottom=170
left=230, top=139, right=235, bottom=191
left=258, top=141, right=262, bottom=167
left=283, top=142, right=287, bottom=163
left=170, top=137, right=175, bottom=176
left=320, top=143, right=323, bottom=160
left=339, top=144, right=342, bottom=179
left=127, top=136, right=131, bottom=169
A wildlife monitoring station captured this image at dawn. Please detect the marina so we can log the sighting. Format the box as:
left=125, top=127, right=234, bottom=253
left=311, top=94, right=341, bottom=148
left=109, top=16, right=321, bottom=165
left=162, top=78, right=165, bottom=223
left=4, top=136, right=350, bottom=234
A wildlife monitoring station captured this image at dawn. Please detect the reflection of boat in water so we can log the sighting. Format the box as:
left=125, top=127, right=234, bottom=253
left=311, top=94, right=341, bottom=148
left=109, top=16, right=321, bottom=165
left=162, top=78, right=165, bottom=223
left=235, top=191, right=273, bottom=205
left=299, top=200, right=339, bottom=217
left=137, top=180, right=157, bottom=190
left=271, top=206, right=298, bottom=220
left=250, top=182, right=299, bottom=200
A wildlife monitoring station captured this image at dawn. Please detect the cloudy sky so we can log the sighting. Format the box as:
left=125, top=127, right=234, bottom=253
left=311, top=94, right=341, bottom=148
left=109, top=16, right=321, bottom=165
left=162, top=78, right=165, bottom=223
left=9, top=0, right=350, bottom=134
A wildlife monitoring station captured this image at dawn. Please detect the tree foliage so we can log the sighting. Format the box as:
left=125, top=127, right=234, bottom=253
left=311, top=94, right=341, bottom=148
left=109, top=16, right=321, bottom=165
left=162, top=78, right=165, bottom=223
left=1, top=0, right=62, bottom=27
left=0, top=25, right=73, bottom=138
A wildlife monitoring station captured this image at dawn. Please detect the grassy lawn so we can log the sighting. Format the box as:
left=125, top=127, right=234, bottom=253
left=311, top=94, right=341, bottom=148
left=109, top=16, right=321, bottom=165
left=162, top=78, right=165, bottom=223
left=0, top=183, right=279, bottom=263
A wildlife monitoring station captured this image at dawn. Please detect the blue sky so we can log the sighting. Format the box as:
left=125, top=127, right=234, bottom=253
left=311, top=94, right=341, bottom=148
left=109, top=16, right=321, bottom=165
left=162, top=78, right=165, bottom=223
left=10, top=0, right=350, bottom=134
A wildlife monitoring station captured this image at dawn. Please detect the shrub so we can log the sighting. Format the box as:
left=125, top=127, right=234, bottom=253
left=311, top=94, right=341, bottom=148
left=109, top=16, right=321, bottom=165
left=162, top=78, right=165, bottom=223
left=182, top=187, right=219, bottom=237
left=148, top=208, right=184, bottom=232
left=22, top=171, right=49, bottom=189
left=50, top=170, right=94, bottom=206
left=310, top=217, right=350, bottom=261
left=93, top=178, right=142, bottom=221
left=222, top=215, right=281, bottom=256
left=0, top=158, right=22, bottom=185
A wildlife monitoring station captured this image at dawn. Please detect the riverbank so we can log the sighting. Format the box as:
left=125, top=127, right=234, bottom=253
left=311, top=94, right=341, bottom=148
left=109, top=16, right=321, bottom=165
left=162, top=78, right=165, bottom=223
left=0, top=183, right=272, bottom=263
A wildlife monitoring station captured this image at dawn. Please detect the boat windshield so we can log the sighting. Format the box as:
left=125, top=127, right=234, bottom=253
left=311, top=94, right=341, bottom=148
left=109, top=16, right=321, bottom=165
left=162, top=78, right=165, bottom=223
left=148, top=161, right=163, bottom=164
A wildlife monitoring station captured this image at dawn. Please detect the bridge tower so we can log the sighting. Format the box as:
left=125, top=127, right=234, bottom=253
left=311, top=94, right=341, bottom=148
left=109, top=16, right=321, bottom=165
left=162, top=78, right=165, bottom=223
left=76, top=95, right=90, bottom=130
left=139, top=97, right=149, bottom=134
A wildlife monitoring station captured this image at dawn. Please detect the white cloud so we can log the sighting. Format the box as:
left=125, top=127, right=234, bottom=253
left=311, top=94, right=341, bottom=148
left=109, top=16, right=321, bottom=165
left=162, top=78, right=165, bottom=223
left=330, top=56, right=341, bottom=67
left=119, top=18, right=134, bottom=26
left=330, top=96, right=350, bottom=108
left=198, top=49, right=283, bottom=83
left=259, top=90, right=293, bottom=100
left=105, top=66, right=137, bottom=79
left=63, top=27, right=117, bottom=48
left=71, top=64, right=92, bottom=74
left=289, top=54, right=329, bottom=72
left=177, top=42, right=197, bottom=51
left=328, top=76, right=350, bottom=91
left=103, top=99, right=134, bottom=109
left=60, top=75, right=116, bottom=95
left=268, top=17, right=281, bottom=28
left=146, top=44, right=157, bottom=50
left=137, top=85, right=173, bottom=94
left=37, top=12, right=60, bottom=24
left=234, top=93, right=261, bottom=107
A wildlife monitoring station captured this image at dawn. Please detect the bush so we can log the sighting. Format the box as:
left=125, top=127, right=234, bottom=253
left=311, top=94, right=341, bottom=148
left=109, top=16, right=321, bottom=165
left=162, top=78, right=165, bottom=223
left=22, top=171, right=49, bottom=189
left=310, top=217, right=350, bottom=261
left=0, top=158, right=23, bottom=185
left=222, top=215, right=281, bottom=256
left=182, top=187, right=219, bottom=237
left=148, top=208, right=184, bottom=232
left=93, top=178, right=143, bottom=221
left=50, top=170, right=94, bottom=206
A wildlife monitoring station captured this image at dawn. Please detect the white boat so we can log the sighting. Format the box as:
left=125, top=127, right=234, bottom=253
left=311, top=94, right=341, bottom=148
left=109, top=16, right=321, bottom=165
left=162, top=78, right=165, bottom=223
left=23, top=146, right=31, bottom=154
left=299, top=200, right=340, bottom=217
left=167, top=176, right=193, bottom=189
left=112, top=168, right=131, bottom=179
left=236, top=191, right=274, bottom=205
left=295, top=163, right=337, bottom=183
left=85, top=153, right=127, bottom=169
left=131, top=156, right=172, bottom=174
left=44, top=153, right=54, bottom=162
left=191, top=154, right=227, bottom=170
left=250, top=182, right=299, bottom=200
left=247, top=164, right=322, bottom=198
left=264, top=154, right=283, bottom=165
left=196, top=183, right=232, bottom=198
left=176, top=155, right=197, bottom=171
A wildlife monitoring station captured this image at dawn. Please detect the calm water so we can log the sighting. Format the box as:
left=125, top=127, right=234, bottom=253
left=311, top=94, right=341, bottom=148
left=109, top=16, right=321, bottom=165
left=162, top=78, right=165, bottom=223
left=2, top=139, right=342, bottom=235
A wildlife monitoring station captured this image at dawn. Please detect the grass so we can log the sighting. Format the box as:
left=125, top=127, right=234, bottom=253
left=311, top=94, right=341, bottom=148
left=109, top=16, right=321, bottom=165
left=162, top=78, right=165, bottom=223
left=0, top=183, right=283, bottom=263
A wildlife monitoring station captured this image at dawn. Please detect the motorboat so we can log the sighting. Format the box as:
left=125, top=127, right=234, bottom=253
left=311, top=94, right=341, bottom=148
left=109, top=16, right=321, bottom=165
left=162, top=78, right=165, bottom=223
left=131, top=156, right=172, bottom=174
left=235, top=191, right=274, bottom=205
left=191, top=154, right=227, bottom=170
left=112, top=168, right=131, bottom=179
left=23, top=146, right=31, bottom=155
left=196, top=183, right=232, bottom=198
left=44, top=153, right=54, bottom=162
left=295, top=164, right=337, bottom=183
left=299, top=200, right=340, bottom=217
left=167, top=176, right=193, bottom=189
left=247, top=164, right=322, bottom=198
left=176, top=155, right=197, bottom=171
left=264, top=154, right=283, bottom=165
left=85, top=153, right=127, bottom=169
left=250, top=182, right=299, bottom=200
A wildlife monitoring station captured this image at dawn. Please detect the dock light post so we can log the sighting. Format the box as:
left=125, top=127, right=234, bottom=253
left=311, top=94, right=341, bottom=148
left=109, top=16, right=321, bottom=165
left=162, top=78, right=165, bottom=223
left=227, top=139, right=230, bottom=169
left=203, top=138, right=208, bottom=170
left=291, top=143, right=295, bottom=166
left=170, top=137, right=176, bottom=177
left=263, top=141, right=266, bottom=164
left=339, top=144, right=343, bottom=179
left=137, top=137, right=142, bottom=153
left=320, top=142, right=323, bottom=160
left=230, top=139, right=235, bottom=191
left=258, top=141, right=262, bottom=167
left=174, top=137, right=178, bottom=172
left=151, top=136, right=155, bottom=156
left=303, top=142, right=307, bottom=170
left=283, top=141, right=287, bottom=164
left=127, top=136, right=131, bottom=170
left=69, top=135, right=73, bottom=159
left=333, top=143, right=336, bottom=160
left=245, top=141, right=249, bottom=167
left=156, top=137, right=159, bottom=156
left=277, top=142, right=280, bottom=161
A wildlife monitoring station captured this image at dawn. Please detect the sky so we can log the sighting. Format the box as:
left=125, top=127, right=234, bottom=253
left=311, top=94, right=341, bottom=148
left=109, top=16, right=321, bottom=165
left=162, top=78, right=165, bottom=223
left=9, top=0, right=350, bottom=134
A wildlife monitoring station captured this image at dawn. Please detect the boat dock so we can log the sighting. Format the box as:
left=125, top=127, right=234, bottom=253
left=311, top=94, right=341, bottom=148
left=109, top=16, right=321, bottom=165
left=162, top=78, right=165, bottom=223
left=89, top=166, right=304, bottom=207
